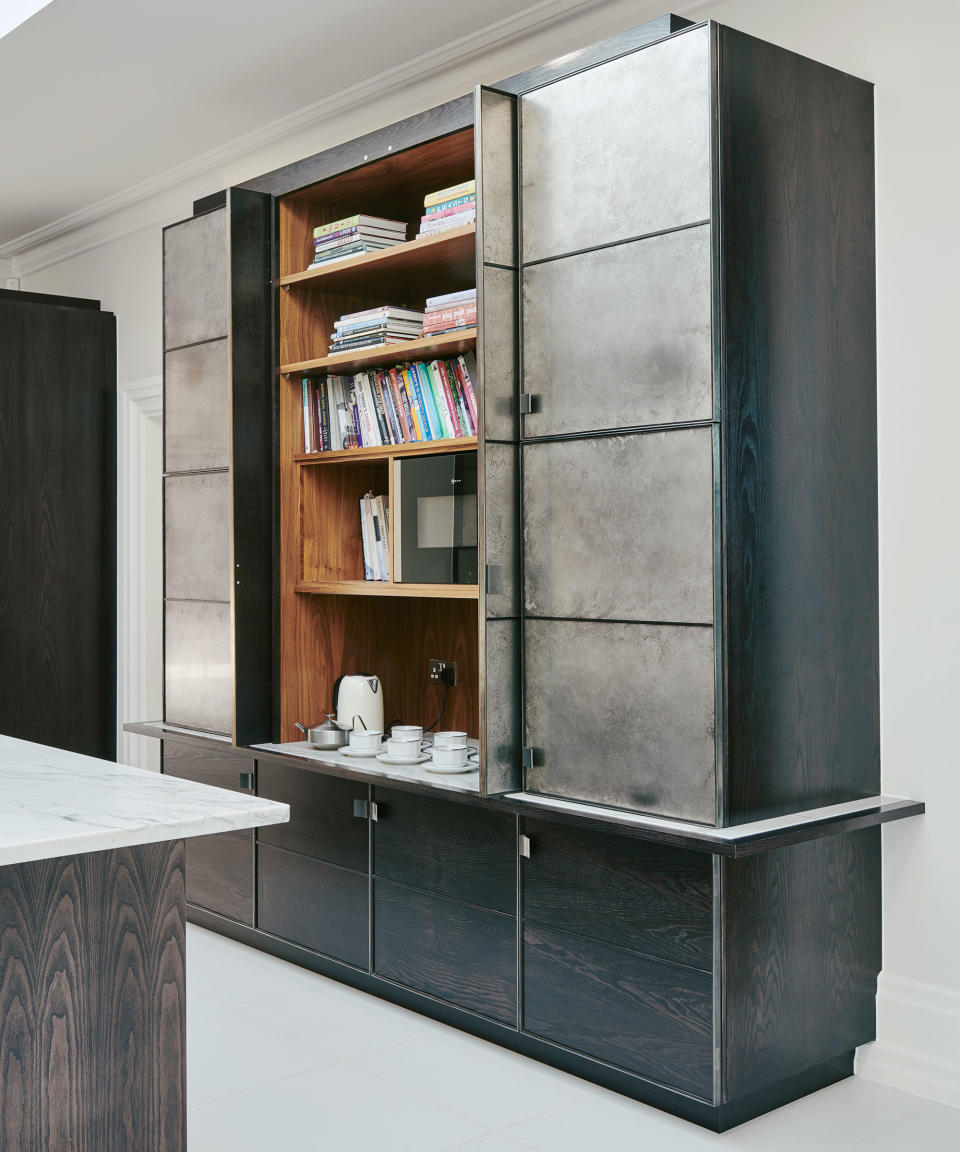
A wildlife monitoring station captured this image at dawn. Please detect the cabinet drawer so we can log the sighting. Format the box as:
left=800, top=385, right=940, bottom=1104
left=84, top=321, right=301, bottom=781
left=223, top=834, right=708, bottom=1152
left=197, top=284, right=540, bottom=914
left=523, top=923, right=713, bottom=1099
left=258, top=759, right=368, bottom=871
left=185, top=829, right=253, bottom=925
left=373, top=789, right=515, bottom=913
left=162, top=739, right=253, bottom=793
left=374, top=880, right=516, bottom=1024
left=522, top=820, right=712, bottom=971
left=258, top=844, right=368, bottom=969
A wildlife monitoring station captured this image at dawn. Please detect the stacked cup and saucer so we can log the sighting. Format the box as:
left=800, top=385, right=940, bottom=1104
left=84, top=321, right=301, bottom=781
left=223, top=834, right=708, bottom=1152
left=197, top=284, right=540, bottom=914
left=427, top=731, right=478, bottom=775
left=340, top=726, right=385, bottom=758
left=377, top=725, right=432, bottom=766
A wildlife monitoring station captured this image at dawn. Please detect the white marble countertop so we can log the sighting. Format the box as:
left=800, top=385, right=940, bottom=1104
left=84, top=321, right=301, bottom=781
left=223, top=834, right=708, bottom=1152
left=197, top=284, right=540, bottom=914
left=0, top=734, right=289, bottom=868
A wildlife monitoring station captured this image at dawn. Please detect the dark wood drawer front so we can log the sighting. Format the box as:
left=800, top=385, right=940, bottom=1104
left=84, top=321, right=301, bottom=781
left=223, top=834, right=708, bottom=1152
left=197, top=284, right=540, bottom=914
left=374, top=880, right=517, bottom=1025
left=258, top=844, right=368, bottom=969
left=522, top=820, right=713, bottom=971
left=523, top=923, right=713, bottom=1099
left=185, top=829, right=254, bottom=925
left=257, top=759, right=368, bottom=871
left=373, top=789, right=516, bottom=913
left=162, top=740, right=254, bottom=793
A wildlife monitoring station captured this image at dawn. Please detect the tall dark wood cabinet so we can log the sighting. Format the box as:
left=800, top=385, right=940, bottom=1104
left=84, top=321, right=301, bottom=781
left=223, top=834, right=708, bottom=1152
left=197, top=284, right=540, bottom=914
left=131, top=12, right=924, bottom=1132
left=0, top=288, right=116, bottom=758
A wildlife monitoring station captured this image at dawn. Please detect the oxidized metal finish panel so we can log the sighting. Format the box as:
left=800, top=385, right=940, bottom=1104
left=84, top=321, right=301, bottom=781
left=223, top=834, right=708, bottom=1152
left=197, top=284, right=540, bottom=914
left=483, top=442, right=520, bottom=619
left=479, top=267, right=518, bottom=444
left=520, top=26, right=711, bottom=262
left=483, top=617, right=521, bottom=794
left=164, top=600, right=233, bottom=735
left=523, top=429, right=714, bottom=624
left=163, top=208, right=229, bottom=349
left=522, top=226, right=712, bottom=435
left=164, top=472, right=231, bottom=602
left=477, top=87, right=517, bottom=268
left=524, top=619, right=716, bottom=823
left=164, top=339, right=230, bottom=472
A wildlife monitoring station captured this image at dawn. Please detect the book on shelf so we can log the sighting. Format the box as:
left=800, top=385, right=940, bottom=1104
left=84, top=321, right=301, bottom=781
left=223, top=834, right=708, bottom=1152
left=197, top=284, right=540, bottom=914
left=422, top=288, right=477, bottom=336
left=417, top=180, right=476, bottom=238
left=308, top=215, right=407, bottom=269
left=328, top=305, right=425, bottom=354
left=314, top=214, right=407, bottom=238
left=359, top=491, right=390, bottom=582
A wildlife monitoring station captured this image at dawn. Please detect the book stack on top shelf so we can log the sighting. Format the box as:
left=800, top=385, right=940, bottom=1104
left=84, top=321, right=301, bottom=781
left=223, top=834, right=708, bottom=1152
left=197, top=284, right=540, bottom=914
left=329, top=305, right=425, bottom=354
left=301, top=352, right=478, bottom=453
left=423, top=289, right=477, bottom=337
left=311, top=214, right=408, bottom=268
left=416, top=181, right=476, bottom=238
left=359, top=492, right=390, bottom=582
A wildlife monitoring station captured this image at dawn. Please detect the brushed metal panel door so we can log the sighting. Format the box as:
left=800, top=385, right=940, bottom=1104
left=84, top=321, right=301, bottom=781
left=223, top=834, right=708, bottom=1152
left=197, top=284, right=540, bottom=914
left=478, top=265, right=518, bottom=443
left=524, top=619, right=716, bottom=823
left=165, top=472, right=231, bottom=602
left=483, top=442, right=520, bottom=619
left=521, top=25, right=711, bottom=262
left=483, top=617, right=521, bottom=795
left=164, top=600, right=233, bottom=735
left=164, top=339, right=230, bottom=473
left=476, top=86, right=517, bottom=268
left=523, top=429, right=714, bottom=624
left=522, top=226, right=712, bottom=435
left=163, top=208, right=229, bottom=349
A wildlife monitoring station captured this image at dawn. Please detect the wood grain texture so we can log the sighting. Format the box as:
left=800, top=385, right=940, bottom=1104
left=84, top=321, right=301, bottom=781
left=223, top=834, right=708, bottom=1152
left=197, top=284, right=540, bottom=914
left=258, top=844, right=368, bottom=968
left=374, top=879, right=516, bottom=1024
left=722, top=826, right=881, bottom=1101
left=0, top=295, right=116, bottom=760
left=162, top=739, right=254, bottom=793
left=719, top=27, right=879, bottom=821
left=301, top=459, right=387, bottom=582
left=257, top=758, right=369, bottom=870
left=523, top=922, right=713, bottom=1099
left=373, top=787, right=515, bottom=913
left=184, top=831, right=254, bottom=925
left=522, top=819, right=713, bottom=971
left=0, top=842, right=185, bottom=1152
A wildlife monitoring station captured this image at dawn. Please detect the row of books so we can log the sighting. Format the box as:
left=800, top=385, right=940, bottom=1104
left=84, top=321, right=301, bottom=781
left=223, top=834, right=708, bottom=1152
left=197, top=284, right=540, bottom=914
left=329, top=305, right=424, bottom=354
left=423, top=288, right=476, bottom=337
left=360, top=492, right=390, bottom=582
left=416, top=180, right=476, bottom=239
left=310, top=215, right=407, bottom=268
left=301, top=352, right=478, bottom=453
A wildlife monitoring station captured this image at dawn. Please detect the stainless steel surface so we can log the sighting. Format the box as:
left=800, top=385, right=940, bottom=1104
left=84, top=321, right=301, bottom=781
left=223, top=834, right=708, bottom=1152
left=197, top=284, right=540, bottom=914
left=164, top=338, right=230, bottom=472
left=476, top=87, right=517, bottom=268
left=163, top=208, right=229, bottom=349
left=478, top=264, right=518, bottom=443
left=164, top=599, right=233, bottom=736
left=522, top=429, right=715, bottom=624
left=483, top=442, right=520, bottom=618
left=524, top=618, right=716, bottom=823
left=164, top=471, right=231, bottom=602
left=522, top=225, right=713, bottom=435
left=520, top=26, right=711, bottom=262
left=484, top=617, right=522, bottom=794
left=294, top=716, right=351, bottom=749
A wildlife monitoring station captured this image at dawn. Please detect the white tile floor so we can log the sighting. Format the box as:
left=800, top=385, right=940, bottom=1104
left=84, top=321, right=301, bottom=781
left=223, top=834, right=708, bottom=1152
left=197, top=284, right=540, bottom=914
left=186, top=925, right=960, bottom=1151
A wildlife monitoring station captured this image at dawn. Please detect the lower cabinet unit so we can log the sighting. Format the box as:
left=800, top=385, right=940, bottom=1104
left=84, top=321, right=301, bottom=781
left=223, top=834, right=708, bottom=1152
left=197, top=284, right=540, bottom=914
left=185, top=829, right=254, bottom=925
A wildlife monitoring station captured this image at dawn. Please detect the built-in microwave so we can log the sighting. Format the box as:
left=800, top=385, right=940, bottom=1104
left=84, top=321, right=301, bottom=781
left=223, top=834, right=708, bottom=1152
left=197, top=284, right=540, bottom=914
left=393, top=451, right=478, bottom=585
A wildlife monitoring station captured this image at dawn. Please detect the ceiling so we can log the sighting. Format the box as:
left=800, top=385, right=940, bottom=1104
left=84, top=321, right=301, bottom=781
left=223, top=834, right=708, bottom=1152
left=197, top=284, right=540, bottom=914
left=0, top=0, right=568, bottom=251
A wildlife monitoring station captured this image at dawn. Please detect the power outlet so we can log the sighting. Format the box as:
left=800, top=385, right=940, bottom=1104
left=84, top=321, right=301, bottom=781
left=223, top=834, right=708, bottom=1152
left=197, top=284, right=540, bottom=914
left=428, top=658, right=457, bottom=687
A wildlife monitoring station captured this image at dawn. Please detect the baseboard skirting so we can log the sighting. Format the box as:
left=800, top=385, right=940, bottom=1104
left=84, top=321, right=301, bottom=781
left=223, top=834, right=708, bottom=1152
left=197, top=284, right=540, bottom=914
left=856, top=972, right=960, bottom=1108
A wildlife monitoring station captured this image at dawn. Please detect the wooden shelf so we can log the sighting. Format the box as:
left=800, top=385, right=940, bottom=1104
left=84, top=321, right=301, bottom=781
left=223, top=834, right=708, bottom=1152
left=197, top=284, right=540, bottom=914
left=295, top=580, right=478, bottom=600
left=277, top=225, right=476, bottom=294
left=295, top=437, right=477, bottom=466
left=281, top=329, right=477, bottom=376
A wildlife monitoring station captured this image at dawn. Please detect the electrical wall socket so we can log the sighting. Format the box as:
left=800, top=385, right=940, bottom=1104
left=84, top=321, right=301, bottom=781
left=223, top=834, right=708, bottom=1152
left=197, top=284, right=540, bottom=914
left=428, top=659, right=457, bottom=687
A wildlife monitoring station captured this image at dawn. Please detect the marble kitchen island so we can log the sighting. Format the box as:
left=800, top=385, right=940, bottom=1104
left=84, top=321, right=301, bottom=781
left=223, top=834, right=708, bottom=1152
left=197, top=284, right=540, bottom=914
left=0, top=734, right=288, bottom=1152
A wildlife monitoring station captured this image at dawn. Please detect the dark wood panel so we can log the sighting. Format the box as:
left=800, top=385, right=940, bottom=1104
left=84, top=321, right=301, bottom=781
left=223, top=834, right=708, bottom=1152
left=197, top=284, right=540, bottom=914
left=374, top=880, right=516, bottom=1024
left=722, top=826, right=881, bottom=1101
left=0, top=294, right=116, bottom=760
left=523, top=923, right=713, bottom=1099
left=522, top=819, right=712, bottom=970
left=258, top=844, right=368, bottom=968
left=185, top=830, right=254, bottom=925
left=257, top=758, right=369, bottom=870
left=373, top=788, right=515, bottom=913
left=0, top=842, right=185, bottom=1151
left=162, top=740, right=254, bottom=792
left=719, top=27, right=879, bottom=821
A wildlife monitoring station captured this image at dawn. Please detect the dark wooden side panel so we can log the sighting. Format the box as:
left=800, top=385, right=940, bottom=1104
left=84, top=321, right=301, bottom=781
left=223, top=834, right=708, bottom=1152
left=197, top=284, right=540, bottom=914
left=374, top=880, right=516, bottom=1024
left=719, top=27, right=879, bottom=821
left=0, top=295, right=116, bottom=760
left=524, top=923, right=713, bottom=1099
left=185, top=830, right=254, bottom=925
left=522, top=819, right=713, bottom=971
left=162, top=739, right=254, bottom=792
left=0, top=842, right=186, bottom=1152
left=373, top=788, right=516, bottom=913
left=258, top=844, right=368, bottom=968
left=722, top=826, right=881, bottom=1100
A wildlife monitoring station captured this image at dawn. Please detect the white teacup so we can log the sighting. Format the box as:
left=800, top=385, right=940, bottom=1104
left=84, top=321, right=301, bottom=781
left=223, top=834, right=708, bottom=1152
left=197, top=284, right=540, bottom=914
left=391, top=725, right=425, bottom=747
left=431, top=743, right=469, bottom=769
left=434, top=731, right=467, bottom=749
left=386, top=736, right=421, bottom=761
left=349, top=728, right=382, bottom=753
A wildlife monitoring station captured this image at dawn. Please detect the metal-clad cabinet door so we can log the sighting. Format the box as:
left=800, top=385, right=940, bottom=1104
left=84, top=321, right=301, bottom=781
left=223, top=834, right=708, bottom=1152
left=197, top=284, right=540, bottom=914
left=163, top=208, right=229, bottom=349
left=164, top=600, right=233, bottom=736
left=164, top=339, right=230, bottom=472
left=483, top=618, right=521, bottom=795
left=520, top=25, right=711, bottom=262
left=164, top=472, right=231, bottom=602
left=524, top=619, right=716, bottom=823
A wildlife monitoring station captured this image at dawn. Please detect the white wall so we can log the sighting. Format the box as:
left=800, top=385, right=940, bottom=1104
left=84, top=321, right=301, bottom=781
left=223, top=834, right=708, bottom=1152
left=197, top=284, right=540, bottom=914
left=15, top=0, right=960, bottom=1107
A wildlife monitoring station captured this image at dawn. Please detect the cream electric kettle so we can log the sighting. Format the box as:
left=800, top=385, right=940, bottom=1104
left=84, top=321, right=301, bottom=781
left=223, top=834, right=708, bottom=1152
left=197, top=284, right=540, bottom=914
left=333, top=674, right=384, bottom=733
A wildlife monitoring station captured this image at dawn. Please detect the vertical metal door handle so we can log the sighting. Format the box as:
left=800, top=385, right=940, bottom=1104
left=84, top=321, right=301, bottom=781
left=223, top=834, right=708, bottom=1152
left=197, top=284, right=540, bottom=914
left=239, top=772, right=255, bottom=790
left=519, top=834, right=532, bottom=858
left=370, top=801, right=379, bottom=822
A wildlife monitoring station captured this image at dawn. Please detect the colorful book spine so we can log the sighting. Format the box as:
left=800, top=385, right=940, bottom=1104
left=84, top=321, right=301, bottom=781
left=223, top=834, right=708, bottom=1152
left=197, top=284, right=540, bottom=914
left=388, top=367, right=413, bottom=442
left=451, top=362, right=475, bottom=435
left=302, top=379, right=313, bottom=453
left=416, top=363, right=445, bottom=440
left=354, top=375, right=379, bottom=446
left=424, top=180, right=476, bottom=207
left=377, top=372, right=401, bottom=444
left=373, top=495, right=390, bottom=581
left=422, top=362, right=451, bottom=439
left=367, top=374, right=391, bottom=444
left=350, top=386, right=363, bottom=448
left=423, top=304, right=477, bottom=332
left=401, top=367, right=426, bottom=441
left=456, top=356, right=479, bottom=433
left=316, top=377, right=330, bottom=451
left=359, top=495, right=375, bottom=580
left=435, top=360, right=463, bottom=437
left=425, top=194, right=475, bottom=215
left=407, top=365, right=435, bottom=440
left=421, top=203, right=476, bottom=224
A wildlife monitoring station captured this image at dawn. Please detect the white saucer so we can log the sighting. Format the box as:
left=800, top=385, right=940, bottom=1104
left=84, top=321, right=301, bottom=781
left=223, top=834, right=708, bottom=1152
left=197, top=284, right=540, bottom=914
left=376, top=751, right=431, bottom=766
left=425, top=761, right=476, bottom=774
left=341, top=744, right=385, bottom=758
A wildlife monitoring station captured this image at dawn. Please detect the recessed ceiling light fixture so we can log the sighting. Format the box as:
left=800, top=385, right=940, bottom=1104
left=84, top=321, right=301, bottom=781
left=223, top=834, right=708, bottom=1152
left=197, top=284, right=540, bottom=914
left=0, top=0, right=55, bottom=41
